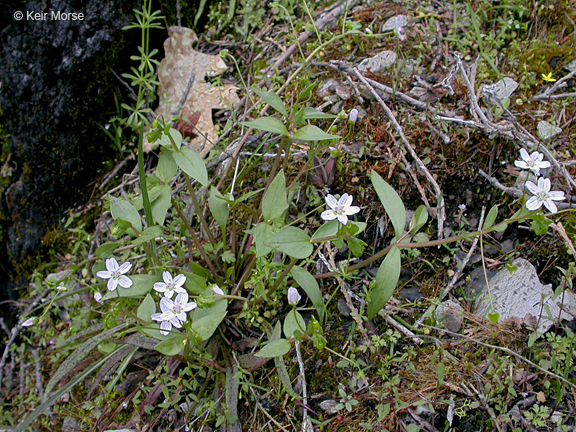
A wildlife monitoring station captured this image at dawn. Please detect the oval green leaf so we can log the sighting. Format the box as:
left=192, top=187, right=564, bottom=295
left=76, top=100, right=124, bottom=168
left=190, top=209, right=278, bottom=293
left=367, top=245, right=402, bottom=320
left=292, top=125, right=339, bottom=141
left=371, top=171, right=406, bottom=238
left=267, top=227, right=313, bottom=259
left=241, top=117, right=289, bottom=137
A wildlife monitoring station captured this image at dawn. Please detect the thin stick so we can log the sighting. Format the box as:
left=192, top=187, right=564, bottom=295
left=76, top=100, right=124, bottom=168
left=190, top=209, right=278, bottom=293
left=352, top=67, right=446, bottom=239
left=294, top=341, right=308, bottom=430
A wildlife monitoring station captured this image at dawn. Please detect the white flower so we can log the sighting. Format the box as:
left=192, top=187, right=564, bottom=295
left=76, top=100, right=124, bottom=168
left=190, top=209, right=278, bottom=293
left=287, top=287, right=301, bottom=306
left=21, top=318, right=35, bottom=327
left=154, top=271, right=187, bottom=299
left=458, top=204, right=467, bottom=212
left=525, top=177, right=565, bottom=213
left=211, top=285, right=225, bottom=296
left=514, top=148, right=551, bottom=175
left=94, top=292, right=104, bottom=305
left=348, top=108, right=359, bottom=124
left=151, top=292, right=197, bottom=336
left=321, top=193, right=360, bottom=225
left=96, top=258, right=133, bottom=291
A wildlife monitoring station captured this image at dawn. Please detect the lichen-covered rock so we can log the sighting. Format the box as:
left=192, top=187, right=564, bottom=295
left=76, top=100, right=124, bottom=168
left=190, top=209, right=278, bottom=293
left=0, top=0, right=142, bottom=303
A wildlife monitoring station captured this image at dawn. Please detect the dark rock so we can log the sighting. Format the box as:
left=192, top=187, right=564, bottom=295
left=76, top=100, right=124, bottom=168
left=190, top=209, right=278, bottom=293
left=337, top=298, right=351, bottom=317
left=398, top=287, right=424, bottom=302
left=0, top=0, right=150, bottom=308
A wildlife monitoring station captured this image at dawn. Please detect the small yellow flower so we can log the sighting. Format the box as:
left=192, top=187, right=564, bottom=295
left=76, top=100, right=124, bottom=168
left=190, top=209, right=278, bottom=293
left=541, top=72, right=556, bottom=83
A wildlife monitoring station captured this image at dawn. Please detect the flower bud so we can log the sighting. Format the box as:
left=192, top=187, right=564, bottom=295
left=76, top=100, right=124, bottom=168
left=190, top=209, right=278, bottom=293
left=348, top=108, right=359, bottom=124
left=211, top=285, right=225, bottom=296
left=287, top=287, right=301, bottom=306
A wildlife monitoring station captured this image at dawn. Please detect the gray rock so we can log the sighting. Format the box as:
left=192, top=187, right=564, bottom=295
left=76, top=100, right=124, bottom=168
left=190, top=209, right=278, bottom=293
left=435, top=300, right=464, bottom=333
left=63, top=417, right=80, bottom=432
left=537, top=120, right=562, bottom=142
left=467, top=266, right=496, bottom=298
left=358, top=51, right=398, bottom=74
left=337, top=299, right=351, bottom=317
left=381, top=15, right=408, bottom=32
left=565, top=59, right=576, bottom=72
left=474, top=258, right=576, bottom=333
left=482, top=78, right=518, bottom=106
left=319, top=399, right=339, bottom=415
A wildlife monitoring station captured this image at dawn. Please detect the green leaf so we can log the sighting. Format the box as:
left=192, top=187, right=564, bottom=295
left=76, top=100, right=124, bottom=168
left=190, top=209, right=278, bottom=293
left=301, top=107, right=337, bottom=120
left=155, top=334, right=186, bottom=356
left=151, top=184, right=172, bottom=226
left=409, top=205, right=428, bottom=233
left=436, top=362, right=445, bottom=385
left=483, top=205, right=498, bottom=229
left=137, top=294, right=156, bottom=323
left=255, top=339, right=292, bottom=358
left=131, top=226, right=164, bottom=246
left=192, top=296, right=228, bottom=341
left=267, top=227, right=313, bottom=259
left=180, top=271, right=208, bottom=295
left=493, top=222, right=508, bottom=233
left=95, top=242, right=119, bottom=259
left=158, top=127, right=183, bottom=150
left=292, top=125, right=340, bottom=141
left=43, top=324, right=128, bottom=403
left=252, top=222, right=275, bottom=257
left=368, top=246, right=401, bottom=320
left=371, top=171, right=406, bottom=238
left=311, top=220, right=366, bottom=241
left=156, top=148, right=178, bottom=184
left=110, top=196, right=142, bottom=234
left=210, top=187, right=230, bottom=229
left=251, top=87, right=287, bottom=117
left=284, top=309, right=306, bottom=338
left=173, top=147, right=208, bottom=186
left=240, top=117, right=289, bottom=137
left=487, top=312, right=500, bottom=323
left=102, top=274, right=157, bottom=300
left=262, top=170, right=287, bottom=221
left=291, top=266, right=325, bottom=324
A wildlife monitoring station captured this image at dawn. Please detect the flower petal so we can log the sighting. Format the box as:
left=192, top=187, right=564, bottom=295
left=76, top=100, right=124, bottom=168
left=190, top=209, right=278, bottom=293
left=344, top=205, right=360, bottom=216
left=321, top=210, right=336, bottom=221
left=538, top=177, right=550, bottom=192
left=514, top=161, right=528, bottom=169
left=336, top=214, right=348, bottom=225
left=543, top=199, right=558, bottom=213
left=526, top=196, right=542, bottom=211
left=118, top=262, right=132, bottom=274
left=183, top=301, right=197, bottom=312
left=151, top=313, right=163, bottom=322
left=519, top=148, right=530, bottom=161
left=525, top=181, right=539, bottom=195
left=175, top=292, right=189, bottom=305
left=325, top=194, right=338, bottom=209
left=160, top=297, right=175, bottom=313
left=173, top=274, right=186, bottom=287
left=106, top=258, right=119, bottom=272
left=118, top=275, right=133, bottom=288
left=162, top=271, right=173, bottom=284
left=107, top=278, right=119, bottom=291
left=549, top=191, right=565, bottom=200
left=154, top=282, right=167, bottom=292
left=96, top=271, right=111, bottom=279
left=339, top=193, right=352, bottom=208
left=160, top=321, right=172, bottom=335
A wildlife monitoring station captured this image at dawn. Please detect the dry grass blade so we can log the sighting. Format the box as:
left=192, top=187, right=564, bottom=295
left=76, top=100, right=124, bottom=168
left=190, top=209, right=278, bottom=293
left=43, top=323, right=128, bottom=403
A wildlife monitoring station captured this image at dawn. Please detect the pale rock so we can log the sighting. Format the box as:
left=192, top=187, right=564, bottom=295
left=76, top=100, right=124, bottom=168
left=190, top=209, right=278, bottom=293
left=381, top=15, right=408, bottom=32
left=435, top=300, right=464, bottom=333
left=482, top=77, right=518, bottom=106
left=358, top=50, right=397, bottom=74
left=537, top=120, right=562, bottom=141
left=474, top=258, right=576, bottom=333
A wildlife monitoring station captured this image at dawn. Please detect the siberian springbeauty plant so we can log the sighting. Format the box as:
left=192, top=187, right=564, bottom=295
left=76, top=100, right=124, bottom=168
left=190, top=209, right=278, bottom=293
left=15, top=29, right=572, bottom=429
